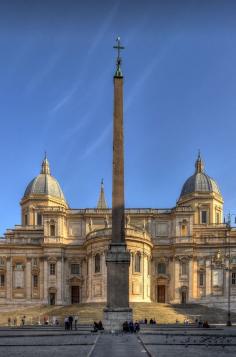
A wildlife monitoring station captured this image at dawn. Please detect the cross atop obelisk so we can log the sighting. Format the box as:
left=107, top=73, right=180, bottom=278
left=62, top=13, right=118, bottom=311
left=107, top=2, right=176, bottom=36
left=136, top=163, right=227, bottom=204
left=113, top=37, right=124, bottom=77
left=103, top=37, right=132, bottom=331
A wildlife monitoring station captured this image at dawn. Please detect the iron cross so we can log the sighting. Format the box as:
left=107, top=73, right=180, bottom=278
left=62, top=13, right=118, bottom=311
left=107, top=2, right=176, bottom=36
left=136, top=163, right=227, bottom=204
left=113, top=37, right=125, bottom=59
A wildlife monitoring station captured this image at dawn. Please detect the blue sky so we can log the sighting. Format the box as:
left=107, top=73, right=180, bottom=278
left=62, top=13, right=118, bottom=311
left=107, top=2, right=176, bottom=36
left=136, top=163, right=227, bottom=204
left=1, top=0, right=236, bottom=235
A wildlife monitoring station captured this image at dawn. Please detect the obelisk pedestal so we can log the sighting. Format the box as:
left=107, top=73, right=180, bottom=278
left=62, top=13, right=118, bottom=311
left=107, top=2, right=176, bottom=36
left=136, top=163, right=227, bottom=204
left=103, top=38, right=133, bottom=331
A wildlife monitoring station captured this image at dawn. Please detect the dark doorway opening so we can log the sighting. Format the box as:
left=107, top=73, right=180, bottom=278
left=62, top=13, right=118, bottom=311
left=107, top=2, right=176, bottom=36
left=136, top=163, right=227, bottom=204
left=49, top=293, right=55, bottom=305
left=181, top=290, right=187, bottom=304
left=157, top=285, right=165, bottom=303
left=71, top=286, right=80, bottom=304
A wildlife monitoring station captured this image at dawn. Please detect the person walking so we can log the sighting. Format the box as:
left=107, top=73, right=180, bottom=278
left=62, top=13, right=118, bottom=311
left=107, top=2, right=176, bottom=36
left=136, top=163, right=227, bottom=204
left=74, top=315, right=78, bottom=330
left=68, top=315, right=73, bottom=330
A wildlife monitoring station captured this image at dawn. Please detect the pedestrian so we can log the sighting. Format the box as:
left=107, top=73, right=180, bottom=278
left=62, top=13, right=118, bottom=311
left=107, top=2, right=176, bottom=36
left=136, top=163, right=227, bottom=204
left=98, top=321, right=104, bottom=330
left=64, top=317, right=69, bottom=330
left=68, top=315, right=73, bottom=330
left=74, top=315, right=78, bottom=330
left=134, top=321, right=140, bottom=333
left=8, top=317, right=11, bottom=326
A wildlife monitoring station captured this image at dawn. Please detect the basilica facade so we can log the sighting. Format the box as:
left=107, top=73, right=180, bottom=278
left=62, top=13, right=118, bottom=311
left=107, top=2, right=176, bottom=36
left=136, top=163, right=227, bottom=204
left=0, top=153, right=236, bottom=310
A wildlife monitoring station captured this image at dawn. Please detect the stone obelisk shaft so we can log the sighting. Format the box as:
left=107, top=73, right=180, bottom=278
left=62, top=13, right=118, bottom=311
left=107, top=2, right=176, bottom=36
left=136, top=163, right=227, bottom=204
left=103, top=38, right=132, bottom=330
left=112, top=75, right=125, bottom=244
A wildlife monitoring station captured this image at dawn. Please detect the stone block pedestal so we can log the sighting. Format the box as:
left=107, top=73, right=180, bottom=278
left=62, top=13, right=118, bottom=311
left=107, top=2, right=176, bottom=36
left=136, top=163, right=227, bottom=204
left=103, top=307, right=133, bottom=332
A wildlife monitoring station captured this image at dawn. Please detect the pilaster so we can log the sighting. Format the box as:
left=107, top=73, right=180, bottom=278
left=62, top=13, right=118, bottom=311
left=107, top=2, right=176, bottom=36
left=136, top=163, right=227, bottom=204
left=26, top=257, right=32, bottom=300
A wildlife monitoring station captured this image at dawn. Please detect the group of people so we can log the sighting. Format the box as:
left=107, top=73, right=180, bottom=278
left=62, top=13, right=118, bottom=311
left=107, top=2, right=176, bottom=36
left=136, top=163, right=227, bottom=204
left=91, top=321, right=104, bottom=332
left=64, top=315, right=79, bottom=330
left=139, top=318, right=156, bottom=325
left=123, top=321, right=140, bottom=333
left=195, top=318, right=210, bottom=328
left=7, top=317, right=18, bottom=326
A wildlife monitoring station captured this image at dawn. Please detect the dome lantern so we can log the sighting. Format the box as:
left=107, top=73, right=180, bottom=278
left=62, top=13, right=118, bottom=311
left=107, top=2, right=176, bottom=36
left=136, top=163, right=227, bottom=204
left=23, top=155, right=66, bottom=202
left=178, top=153, right=222, bottom=201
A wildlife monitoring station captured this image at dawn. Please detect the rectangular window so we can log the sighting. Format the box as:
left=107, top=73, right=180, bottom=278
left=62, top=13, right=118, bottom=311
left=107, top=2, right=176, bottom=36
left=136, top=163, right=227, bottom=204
left=232, top=272, right=236, bottom=285
left=0, top=274, right=5, bottom=287
left=199, top=272, right=204, bottom=287
left=32, top=258, right=37, bottom=267
left=24, top=214, right=28, bottom=226
left=71, top=264, right=80, bottom=275
left=50, top=225, right=55, bottom=237
left=33, top=275, right=38, bottom=288
left=181, top=262, right=188, bottom=275
left=50, top=263, right=56, bottom=275
left=15, top=263, right=23, bottom=270
left=216, top=212, right=220, bottom=224
left=0, top=257, right=4, bottom=266
left=201, top=211, right=207, bottom=224
left=37, top=213, right=42, bottom=226
left=181, top=225, right=187, bottom=237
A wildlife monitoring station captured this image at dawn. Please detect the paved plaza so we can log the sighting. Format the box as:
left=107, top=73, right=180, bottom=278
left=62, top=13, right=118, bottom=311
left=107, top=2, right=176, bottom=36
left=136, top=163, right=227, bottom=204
left=0, top=325, right=236, bottom=356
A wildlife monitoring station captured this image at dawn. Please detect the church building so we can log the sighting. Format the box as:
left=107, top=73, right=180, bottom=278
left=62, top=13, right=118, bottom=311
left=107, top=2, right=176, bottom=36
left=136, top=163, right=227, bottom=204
left=1, top=41, right=236, bottom=311
left=0, top=152, right=236, bottom=310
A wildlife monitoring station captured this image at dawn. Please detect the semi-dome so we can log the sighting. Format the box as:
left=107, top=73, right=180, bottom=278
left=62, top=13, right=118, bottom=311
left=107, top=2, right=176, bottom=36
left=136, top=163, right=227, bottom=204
left=23, top=156, right=65, bottom=201
left=179, top=153, right=221, bottom=199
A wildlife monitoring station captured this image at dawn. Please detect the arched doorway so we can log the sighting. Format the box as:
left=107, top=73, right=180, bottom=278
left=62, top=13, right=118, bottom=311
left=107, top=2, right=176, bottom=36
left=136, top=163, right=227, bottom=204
left=71, top=286, right=80, bottom=304
left=48, top=287, right=57, bottom=305
left=157, top=285, right=165, bottom=303
left=180, top=286, right=188, bottom=304
left=69, top=277, right=81, bottom=304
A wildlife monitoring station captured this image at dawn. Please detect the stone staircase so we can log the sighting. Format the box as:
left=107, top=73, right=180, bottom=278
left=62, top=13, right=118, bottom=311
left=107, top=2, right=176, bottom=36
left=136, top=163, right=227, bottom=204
left=0, top=302, right=235, bottom=326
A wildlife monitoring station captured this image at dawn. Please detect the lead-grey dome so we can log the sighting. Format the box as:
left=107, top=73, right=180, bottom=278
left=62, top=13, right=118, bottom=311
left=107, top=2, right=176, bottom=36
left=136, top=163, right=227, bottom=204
left=179, top=154, right=221, bottom=198
left=23, top=156, right=65, bottom=201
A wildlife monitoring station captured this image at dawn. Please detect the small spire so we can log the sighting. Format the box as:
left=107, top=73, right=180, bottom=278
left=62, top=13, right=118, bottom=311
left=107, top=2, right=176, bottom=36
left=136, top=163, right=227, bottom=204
left=113, top=37, right=125, bottom=78
left=195, top=150, right=204, bottom=173
left=97, top=179, right=107, bottom=209
left=41, top=153, right=51, bottom=175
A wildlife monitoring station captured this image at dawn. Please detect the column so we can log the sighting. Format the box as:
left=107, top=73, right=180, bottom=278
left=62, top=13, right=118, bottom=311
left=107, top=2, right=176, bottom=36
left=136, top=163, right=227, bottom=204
left=188, top=258, right=193, bottom=301
left=39, top=258, right=44, bottom=300
left=205, top=258, right=212, bottom=297
left=174, top=259, right=180, bottom=302
left=26, top=258, right=32, bottom=300
left=56, top=258, right=62, bottom=304
left=6, top=257, right=12, bottom=300
left=43, top=258, right=48, bottom=303
left=192, top=258, right=198, bottom=299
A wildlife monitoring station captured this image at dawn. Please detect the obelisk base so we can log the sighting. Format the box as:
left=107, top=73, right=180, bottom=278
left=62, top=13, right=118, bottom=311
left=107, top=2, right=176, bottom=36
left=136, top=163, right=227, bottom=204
left=103, top=307, right=133, bottom=332
left=103, top=243, right=133, bottom=331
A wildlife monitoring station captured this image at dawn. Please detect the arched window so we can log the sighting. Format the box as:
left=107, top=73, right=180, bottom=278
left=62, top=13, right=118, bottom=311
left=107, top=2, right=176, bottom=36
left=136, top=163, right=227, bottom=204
left=95, top=254, right=101, bottom=273
left=134, top=252, right=141, bottom=273
left=157, top=262, right=166, bottom=274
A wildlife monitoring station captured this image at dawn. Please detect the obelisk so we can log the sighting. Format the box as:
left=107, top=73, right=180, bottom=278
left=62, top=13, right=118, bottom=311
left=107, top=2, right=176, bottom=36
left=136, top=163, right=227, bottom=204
left=103, top=37, right=132, bottom=331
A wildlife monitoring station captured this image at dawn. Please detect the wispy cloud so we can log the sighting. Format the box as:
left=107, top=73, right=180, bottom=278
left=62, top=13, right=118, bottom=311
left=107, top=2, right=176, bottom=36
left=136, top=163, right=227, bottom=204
left=25, top=51, right=62, bottom=94
left=87, top=2, right=120, bottom=56
left=125, top=37, right=180, bottom=112
left=81, top=122, right=112, bottom=159
left=49, top=82, right=80, bottom=114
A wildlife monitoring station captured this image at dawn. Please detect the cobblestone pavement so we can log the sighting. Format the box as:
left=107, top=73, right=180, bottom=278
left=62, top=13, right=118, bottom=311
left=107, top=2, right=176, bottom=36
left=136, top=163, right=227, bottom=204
left=0, top=329, right=97, bottom=357
left=139, top=327, right=236, bottom=357
left=1, top=326, right=236, bottom=356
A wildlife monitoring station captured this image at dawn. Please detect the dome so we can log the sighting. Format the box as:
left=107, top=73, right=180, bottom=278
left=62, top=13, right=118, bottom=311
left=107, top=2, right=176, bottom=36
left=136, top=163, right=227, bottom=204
left=179, top=153, right=221, bottom=199
left=23, top=156, right=65, bottom=201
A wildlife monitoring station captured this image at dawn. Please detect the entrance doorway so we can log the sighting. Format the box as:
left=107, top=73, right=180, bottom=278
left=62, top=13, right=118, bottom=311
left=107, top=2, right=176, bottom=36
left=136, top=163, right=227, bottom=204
left=157, top=285, right=165, bottom=303
left=49, top=293, right=55, bottom=305
left=181, top=290, right=187, bottom=304
left=71, top=286, right=80, bottom=304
